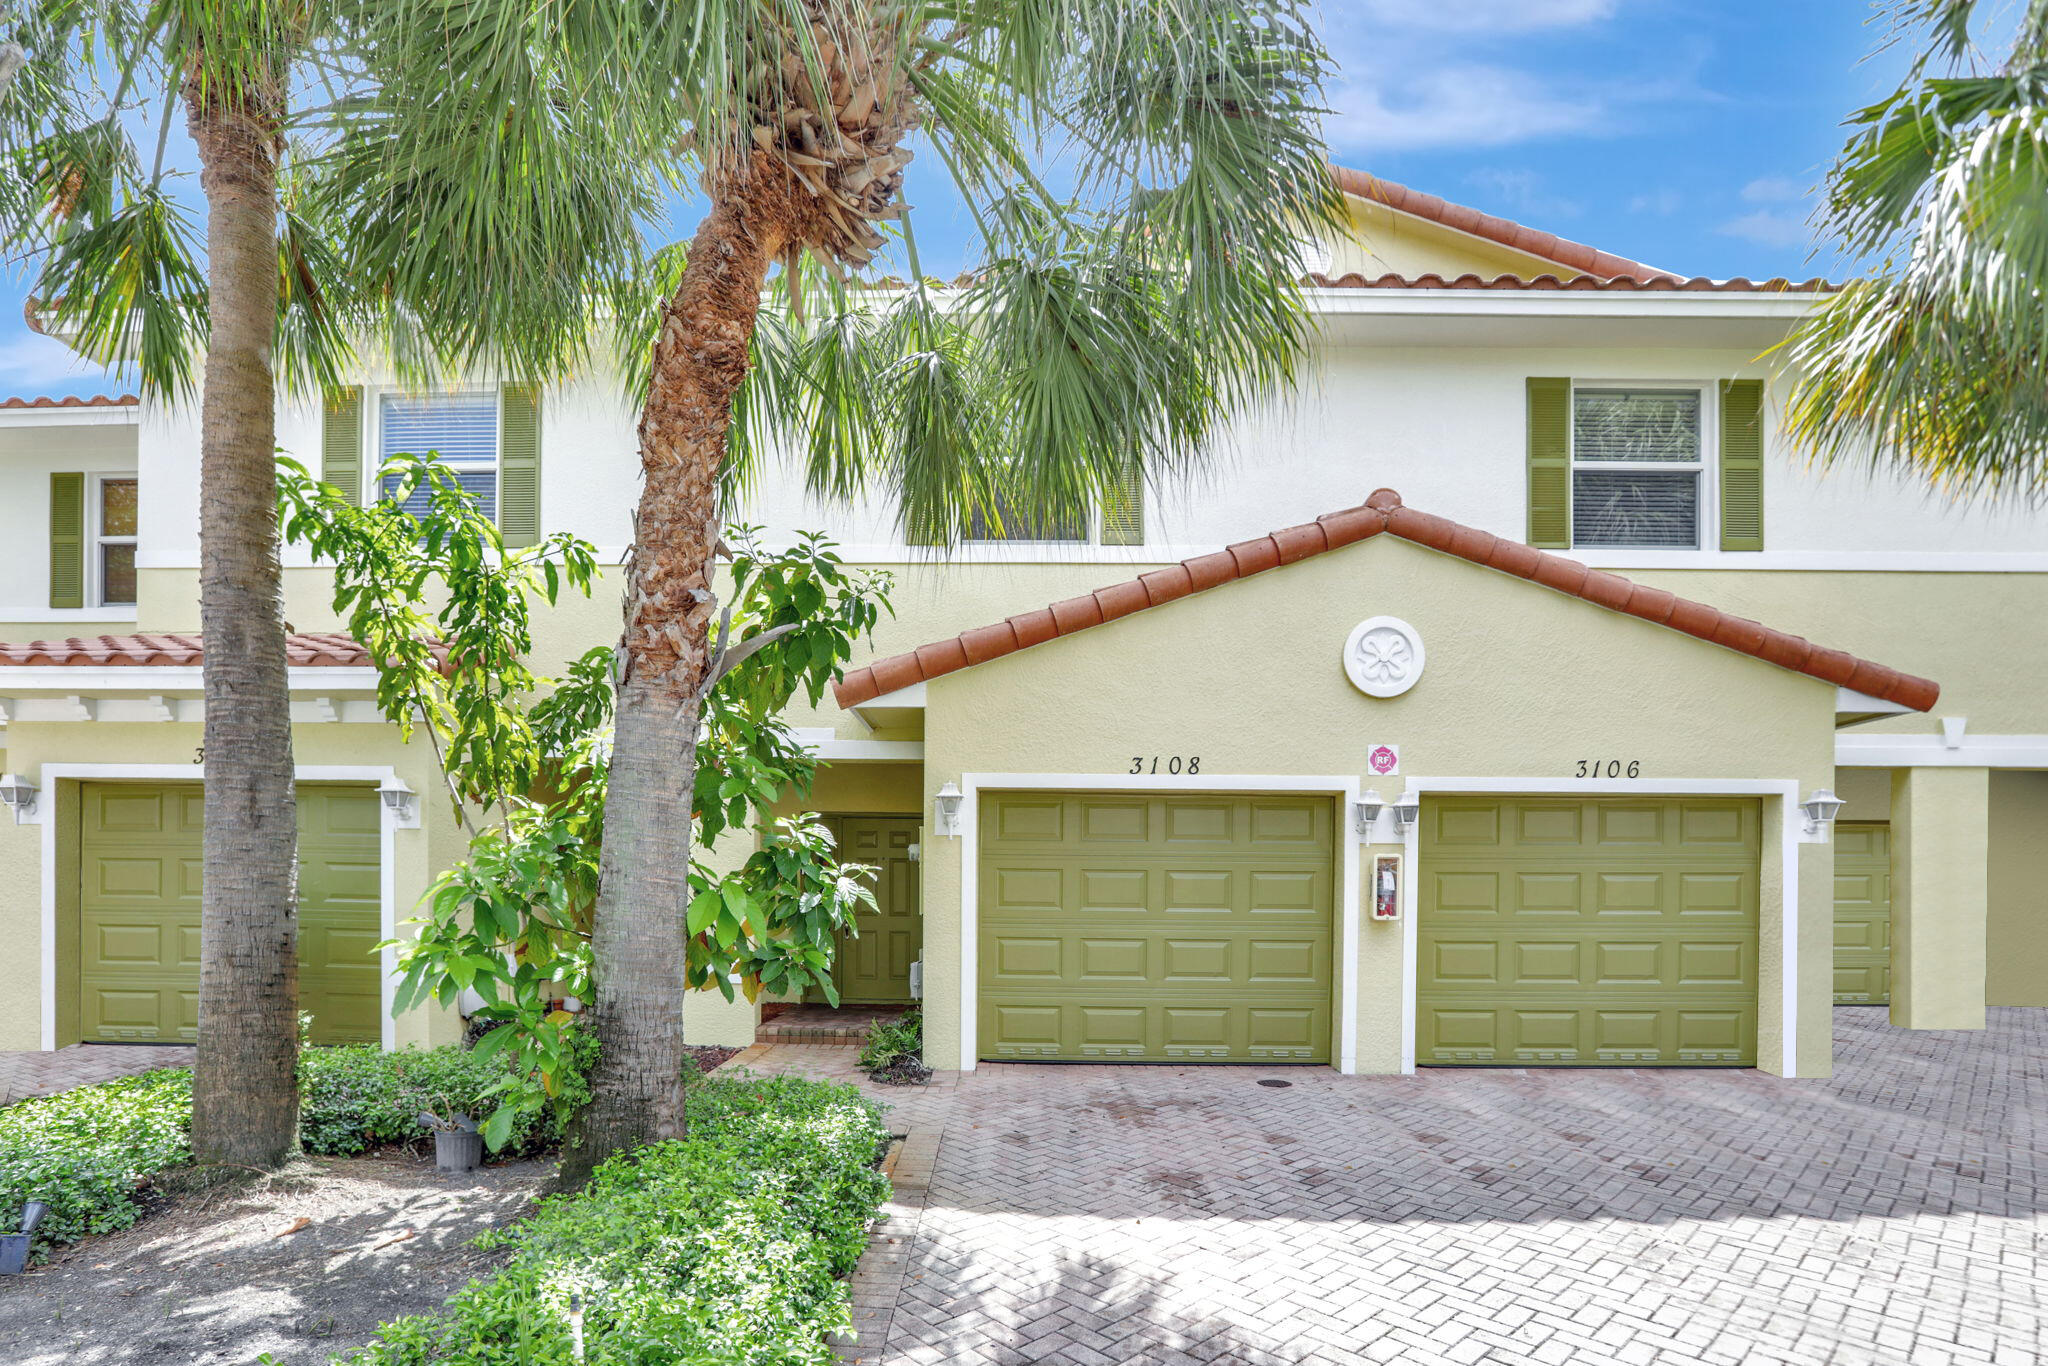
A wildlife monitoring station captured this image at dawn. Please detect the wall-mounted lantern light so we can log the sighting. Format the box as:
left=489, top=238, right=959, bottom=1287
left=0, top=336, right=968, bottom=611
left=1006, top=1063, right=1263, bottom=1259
left=0, top=774, right=38, bottom=824
left=1800, top=788, right=1846, bottom=840
left=1391, top=790, right=1421, bottom=838
left=377, top=775, right=419, bottom=826
left=933, top=781, right=965, bottom=838
left=1354, top=789, right=1385, bottom=839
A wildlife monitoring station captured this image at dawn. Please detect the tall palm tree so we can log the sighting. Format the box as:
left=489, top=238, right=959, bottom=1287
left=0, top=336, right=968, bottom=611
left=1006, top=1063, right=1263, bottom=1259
left=351, top=0, right=1343, bottom=1182
left=1785, top=0, right=2048, bottom=497
left=3, top=0, right=359, bottom=1169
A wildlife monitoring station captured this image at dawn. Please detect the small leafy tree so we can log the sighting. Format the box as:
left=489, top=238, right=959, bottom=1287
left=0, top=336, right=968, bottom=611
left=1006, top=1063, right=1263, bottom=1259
left=278, top=455, right=891, bottom=1148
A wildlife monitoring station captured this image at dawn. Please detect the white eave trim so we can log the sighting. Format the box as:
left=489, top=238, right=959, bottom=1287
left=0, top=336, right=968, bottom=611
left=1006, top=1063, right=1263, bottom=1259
left=847, top=680, right=926, bottom=715
left=1835, top=687, right=1915, bottom=726
left=1836, top=732, right=2048, bottom=768
left=0, top=405, right=140, bottom=429
left=0, top=665, right=382, bottom=693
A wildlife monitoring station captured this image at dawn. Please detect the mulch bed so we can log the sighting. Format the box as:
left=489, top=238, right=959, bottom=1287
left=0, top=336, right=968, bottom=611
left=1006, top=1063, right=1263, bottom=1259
left=686, top=1044, right=742, bottom=1074
left=0, top=1150, right=548, bottom=1366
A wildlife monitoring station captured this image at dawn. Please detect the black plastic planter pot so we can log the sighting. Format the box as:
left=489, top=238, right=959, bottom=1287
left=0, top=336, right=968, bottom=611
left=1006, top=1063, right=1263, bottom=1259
left=0, top=1234, right=29, bottom=1275
left=435, top=1130, right=484, bottom=1173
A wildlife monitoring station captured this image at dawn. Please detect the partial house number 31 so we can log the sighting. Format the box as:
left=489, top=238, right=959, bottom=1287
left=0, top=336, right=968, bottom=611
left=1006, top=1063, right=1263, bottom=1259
left=1575, top=758, right=1642, bottom=778
left=1130, top=756, right=1201, bottom=775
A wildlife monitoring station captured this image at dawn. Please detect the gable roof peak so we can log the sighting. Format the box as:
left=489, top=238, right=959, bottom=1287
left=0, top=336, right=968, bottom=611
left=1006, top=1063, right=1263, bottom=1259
left=833, top=489, right=1939, bottom=714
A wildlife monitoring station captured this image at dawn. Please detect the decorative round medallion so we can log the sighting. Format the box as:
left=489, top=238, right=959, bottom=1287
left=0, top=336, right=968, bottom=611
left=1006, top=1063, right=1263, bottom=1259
left=1343, top=616, right=1425, bottom=698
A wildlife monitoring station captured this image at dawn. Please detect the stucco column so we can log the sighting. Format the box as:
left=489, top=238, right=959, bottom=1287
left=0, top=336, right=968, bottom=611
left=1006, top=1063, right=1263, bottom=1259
left=1890, top=766, right=1989, bottom=1031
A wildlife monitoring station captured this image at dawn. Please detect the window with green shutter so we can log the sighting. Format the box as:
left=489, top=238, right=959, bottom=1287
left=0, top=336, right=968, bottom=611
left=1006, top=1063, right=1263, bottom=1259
left=1719, top=378, right=1765, bottom=551
left=498, top=383, right=541, bottom=548
left=321, top=385, right=364, bottom=506
left=48, top=471, right=84, bottom=608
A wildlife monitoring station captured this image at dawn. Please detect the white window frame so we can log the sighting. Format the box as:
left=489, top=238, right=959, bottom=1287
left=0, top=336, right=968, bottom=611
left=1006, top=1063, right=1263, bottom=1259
left=90, top=471, right=139, bottom=609
left=366, top=387, right=502, bottom=521
left=1568, top=380, right=1717, bottom=552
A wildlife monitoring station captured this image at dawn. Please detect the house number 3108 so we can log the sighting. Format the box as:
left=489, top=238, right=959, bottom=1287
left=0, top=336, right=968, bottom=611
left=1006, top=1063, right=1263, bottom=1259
left=1130, top=756, right=1200, bottom=775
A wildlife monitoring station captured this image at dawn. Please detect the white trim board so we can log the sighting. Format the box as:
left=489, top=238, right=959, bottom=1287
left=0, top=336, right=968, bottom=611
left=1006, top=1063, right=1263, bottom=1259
left=33, top=763, right=408, bottom=1052
left=1398, top=777, right=1806, bottom=1079
left=0, top=666, right=383, bottom=693
left=1836, top=733, right=2048, bottom=768
left=953, top=773, right=1364, bottom=1075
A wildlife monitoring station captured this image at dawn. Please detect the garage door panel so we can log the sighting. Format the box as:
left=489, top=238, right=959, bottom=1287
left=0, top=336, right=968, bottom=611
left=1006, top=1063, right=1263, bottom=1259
left=980, top=793, right=1332, bottom=1063
left=1419, top=796, right=1759, bottom=1067
left=1077, top=938, right=1148, bottom=980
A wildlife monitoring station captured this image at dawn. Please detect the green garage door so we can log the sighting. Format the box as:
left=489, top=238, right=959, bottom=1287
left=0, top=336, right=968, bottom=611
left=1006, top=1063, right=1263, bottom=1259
left=1833, top=822, right=1891, bottom=1005
left=1418, top=796, right=1760, bottom=1066
left=80, top=783, right=382, bottom=1044
left=978, top=792, right=1334, bottom=1063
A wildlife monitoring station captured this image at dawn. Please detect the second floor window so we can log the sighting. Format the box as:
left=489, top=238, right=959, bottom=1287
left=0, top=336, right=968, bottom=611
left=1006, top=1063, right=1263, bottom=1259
left=1570, top=387, right=1703, bottom=549
left=964, top=491, right=1089, bottom=543
left=379, top=393, right=499, bottom=522
left=96, top=476, right=137, bottom=606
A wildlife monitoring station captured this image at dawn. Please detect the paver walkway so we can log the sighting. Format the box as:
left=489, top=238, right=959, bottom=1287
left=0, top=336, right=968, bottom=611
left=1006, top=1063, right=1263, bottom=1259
left=0, top=1044, right=192, bottom=1105
left=745, top=1007, right=2046, bottom=1366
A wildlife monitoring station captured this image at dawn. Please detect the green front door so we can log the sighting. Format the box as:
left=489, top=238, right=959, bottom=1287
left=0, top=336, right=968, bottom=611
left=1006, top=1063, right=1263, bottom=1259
left=1418, top=796, right=1761, bottom=1066
left=79, top=782, right=382, bottom=1044
left=1833, top=822, right=1891, bottom=1004
left=978, top=792, right=1334, bottom=1063
left=825, top=815, right=921, bottom=1004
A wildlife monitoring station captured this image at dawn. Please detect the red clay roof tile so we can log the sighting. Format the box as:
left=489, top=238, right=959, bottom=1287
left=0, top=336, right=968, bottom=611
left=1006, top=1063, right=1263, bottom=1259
left=0, top=393, right=141, bottom=410
left=1308, top=270, right=1836, bottom=294
left=830, top=489, right=1939, bottom=714
left=1330, top=167, right=1677, bottom=283
left=0, top=632, right=371, bottom=667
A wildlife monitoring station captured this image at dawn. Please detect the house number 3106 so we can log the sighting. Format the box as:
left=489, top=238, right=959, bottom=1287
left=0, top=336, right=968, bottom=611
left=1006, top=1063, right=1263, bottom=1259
left=1575, top=758, right=1641, bottom=778
left=1131, top=756, right=1200, bottom=775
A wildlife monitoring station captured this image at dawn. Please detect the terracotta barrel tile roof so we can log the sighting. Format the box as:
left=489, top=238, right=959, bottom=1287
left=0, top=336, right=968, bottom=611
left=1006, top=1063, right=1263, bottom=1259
left=1329, top=166, right=1675, bottom=283
left=832, top=490, right=1940, bottom=714
left=1308, top=271, right=1837, bottom=294
left=0, top=632, right=371, bottom=667
left=0, top=393, right=141, bottom=409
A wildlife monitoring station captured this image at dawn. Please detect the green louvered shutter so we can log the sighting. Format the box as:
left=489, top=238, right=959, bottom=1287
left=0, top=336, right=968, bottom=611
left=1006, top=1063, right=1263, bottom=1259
left=498, top=383, right=541, bottom=548
left=1526, top=377, right=1571, bottom=548
left=1100, top=462, right=1145, bottom=546
left=321, top=385, right=363, bottom=506
left=49, top=471, right=84, bottom=608
left=1719, top=378, right=1765, bottom=551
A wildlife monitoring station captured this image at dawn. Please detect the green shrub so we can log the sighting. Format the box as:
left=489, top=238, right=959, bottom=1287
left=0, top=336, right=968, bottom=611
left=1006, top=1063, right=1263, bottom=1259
left=0, top=1068, right=192, bottom=1249
left=0, top=1040, right=576, bottom=1258
left=299, top=1044, right=560, bottom=1158
left=336, top=1075, right=892, bottom=1366
left=856, top=1008, right=921, bottom=1073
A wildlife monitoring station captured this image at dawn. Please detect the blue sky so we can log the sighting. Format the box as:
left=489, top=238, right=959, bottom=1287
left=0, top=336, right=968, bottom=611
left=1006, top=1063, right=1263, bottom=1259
left=0, top=2, right=1927, bottom=399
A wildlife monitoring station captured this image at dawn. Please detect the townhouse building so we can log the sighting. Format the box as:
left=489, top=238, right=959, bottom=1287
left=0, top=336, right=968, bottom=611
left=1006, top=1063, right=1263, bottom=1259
left=0, top=166, right=2040, bottom=1074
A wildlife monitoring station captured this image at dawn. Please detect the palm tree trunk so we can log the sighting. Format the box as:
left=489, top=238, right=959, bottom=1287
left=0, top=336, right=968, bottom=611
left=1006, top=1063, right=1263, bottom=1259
left=559, top=170, right=795, bottom=1186
left=186, top=77, right=300, bottom=1170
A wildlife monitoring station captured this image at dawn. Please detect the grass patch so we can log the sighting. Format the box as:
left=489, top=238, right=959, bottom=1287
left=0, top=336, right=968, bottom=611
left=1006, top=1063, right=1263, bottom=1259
left=333, top=1075, right=891, bottom=1365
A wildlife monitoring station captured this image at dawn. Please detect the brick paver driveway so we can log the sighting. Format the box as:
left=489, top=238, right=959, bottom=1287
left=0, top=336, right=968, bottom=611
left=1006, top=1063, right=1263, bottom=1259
left=750, top=1007, right=2046, bottom=1366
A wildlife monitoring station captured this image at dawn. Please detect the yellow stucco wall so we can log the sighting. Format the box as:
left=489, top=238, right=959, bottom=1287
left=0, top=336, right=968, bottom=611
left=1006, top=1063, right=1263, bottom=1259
left=916, top=534, right=1839, bottom=1077
left=1325, top=196, right=1572, bottom=281
left=1890, top=767, right=1990, bottom=1030
left=1989, top=770, right=2048, bottom=1007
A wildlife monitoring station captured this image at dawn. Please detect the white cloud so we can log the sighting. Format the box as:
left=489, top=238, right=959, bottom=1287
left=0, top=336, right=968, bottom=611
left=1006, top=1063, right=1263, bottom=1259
left=1351, top=0, right=1619, bottom=33
left=1740, top=176, right=1807, bottom=204
left=1466, top=168, right=1580, bottom=219
left=0, top=331, right=114, bottom=396
left=1718, top=210, right=1812, bottom=250
left=1329, top=64, right=1607, bottom=152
